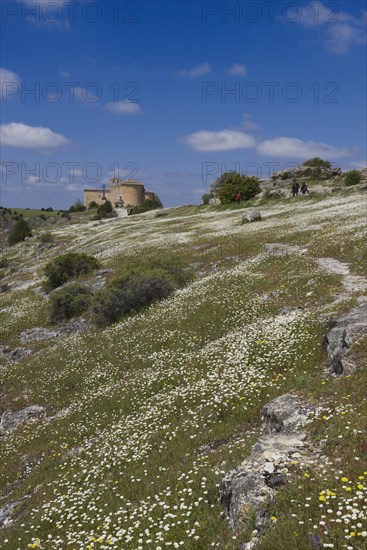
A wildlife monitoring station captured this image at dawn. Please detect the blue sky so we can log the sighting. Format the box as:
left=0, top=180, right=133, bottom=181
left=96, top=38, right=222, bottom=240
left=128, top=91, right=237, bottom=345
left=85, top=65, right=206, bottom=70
left=0, top=0, right=366, bottom=208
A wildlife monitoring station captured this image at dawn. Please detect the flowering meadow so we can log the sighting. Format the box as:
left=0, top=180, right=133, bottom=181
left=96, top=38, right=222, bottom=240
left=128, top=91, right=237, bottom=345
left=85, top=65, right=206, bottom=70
left=0, top=190, right=366, bottom=549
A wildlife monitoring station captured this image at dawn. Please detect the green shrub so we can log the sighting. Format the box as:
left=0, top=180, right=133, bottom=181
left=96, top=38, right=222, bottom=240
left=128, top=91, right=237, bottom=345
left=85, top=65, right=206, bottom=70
left=43, top=252, right=100, bottom=291
left=69, top=199, right=86, bottom=213
left=218, top=173, right=261, bottom=204
left=38, top=232, right=54, bottom=244
left=94, top=200, right=117, bottom=220
left=49, top=284, right=92, bottom=323
left=202, top=193, right=211, bottom=205
left=0, top=258, right=8, bottom=269
left=128, top=195, right=163, bottom=216
left=302, top=157, right=331, bottom=169
left=88, top=201, right=98, bottom=209
left=91, top=257, right=191, bottom=327
left=344, top=170, right=362, bottom=187
left=8, top=219, right=32, bottom=245
left=92, top=275, right=174, bottom=327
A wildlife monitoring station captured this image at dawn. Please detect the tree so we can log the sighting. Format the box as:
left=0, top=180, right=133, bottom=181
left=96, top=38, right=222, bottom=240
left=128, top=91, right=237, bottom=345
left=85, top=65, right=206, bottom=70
left=210, top=171, right=237, bottom=195
left=302, top=157, right=331, bottom=169
left=94, top=200, right=117, bottom=220
left=128, top=195, right=163, bottom=216
left=69, top=199, right=86, bottom=213
left=218, top=173, right=260, bottom=204
left=8, top=219, right=32, bottom=245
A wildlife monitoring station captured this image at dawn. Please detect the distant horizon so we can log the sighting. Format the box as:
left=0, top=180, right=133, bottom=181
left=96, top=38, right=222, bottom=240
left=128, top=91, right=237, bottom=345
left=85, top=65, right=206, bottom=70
left=1, top=0, right=366, bottom=209
left=1, top=160, right=364, bottom=211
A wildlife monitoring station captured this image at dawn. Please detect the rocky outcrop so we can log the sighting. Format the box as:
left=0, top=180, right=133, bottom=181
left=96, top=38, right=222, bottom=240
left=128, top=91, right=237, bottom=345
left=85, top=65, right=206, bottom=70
left=0, top=405, right=46, bottom=434
left=19, top=318, right=91, bottom=342
left=324, top=303, right=367, bottom=376
left=242, top=210, right=262, bottom=223
left=261, top=165, right=342, bottom=191
left=0, top=347, right=32, bottom=362
left=19, top=327, right=59, bottom=342
left=0, top=500, right=25, bottom=528
left=221, top=394, right=318, bottom=547
left=208, top=197, right=221, bottom=206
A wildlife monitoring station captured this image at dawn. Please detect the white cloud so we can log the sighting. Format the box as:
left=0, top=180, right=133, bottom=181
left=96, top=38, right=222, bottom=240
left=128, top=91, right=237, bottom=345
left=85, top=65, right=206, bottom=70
left=182, top=130, right=256, bottom=152
left=0, top=123, right=70, bottom=149
left=65, top=183, right=85, bottom=192
left=242, top=113, right=260, bottom=131
left=226, top=63, right=247, bottom=76
left=105, top=101, right=141, bottom=115
left=26, top=175, right=41, bottom=184
left=257, top=137, right=354, bottom=159
left=0, top=68, right=21, bottom=100
left=295, top=2, right=367, bottom=54
left=177, top=63, right=212, bottom=78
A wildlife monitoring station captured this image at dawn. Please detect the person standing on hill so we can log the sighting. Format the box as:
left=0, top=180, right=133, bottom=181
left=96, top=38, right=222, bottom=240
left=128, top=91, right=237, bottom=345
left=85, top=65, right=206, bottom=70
left=301, top=182, right=308, bottom=195
left=235, top=192, right=241, bottom=204
left=292, top=179, right=299, bottom=197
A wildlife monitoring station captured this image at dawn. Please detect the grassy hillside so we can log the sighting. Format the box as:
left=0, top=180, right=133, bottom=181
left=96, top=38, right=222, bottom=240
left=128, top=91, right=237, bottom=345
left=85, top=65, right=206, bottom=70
left=0, top=189, right=366, bottom=549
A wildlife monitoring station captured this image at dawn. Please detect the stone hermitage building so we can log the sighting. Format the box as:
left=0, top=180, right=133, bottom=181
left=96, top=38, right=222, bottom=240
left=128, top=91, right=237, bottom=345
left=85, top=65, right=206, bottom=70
left=84, top=179, right=156, bottom=209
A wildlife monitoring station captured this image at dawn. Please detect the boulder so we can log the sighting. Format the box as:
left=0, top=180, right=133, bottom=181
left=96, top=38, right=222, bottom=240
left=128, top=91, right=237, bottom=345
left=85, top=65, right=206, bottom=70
left=242, top=209, right=261, bottom=224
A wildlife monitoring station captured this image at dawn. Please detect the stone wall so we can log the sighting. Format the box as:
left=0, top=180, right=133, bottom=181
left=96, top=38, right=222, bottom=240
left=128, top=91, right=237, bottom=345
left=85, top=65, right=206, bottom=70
left=119, top=184, right=145, bottom=207
left=83, top=190, right=111, bottom=208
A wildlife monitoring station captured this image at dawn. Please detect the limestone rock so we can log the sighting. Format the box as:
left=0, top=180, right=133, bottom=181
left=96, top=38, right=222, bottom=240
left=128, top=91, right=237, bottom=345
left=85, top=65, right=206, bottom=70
left=0, top=405, right=46, bottom=433
left=0, top=347, right=32, bottom=362
left=221, top=470, right=273, bottom=532
left=261, top=394, right=314, bottom=434
left=242, top=209, right=261, bottom=224
left=20, top=327, right=59, bottom=342
left=155, top=208, right=175, bottom=218
left=267, top=189, right=288, bottom=199
left=221, top=393, right=317, bottom=544
left=208, top=197, right=221, bottom=205
left=19, top=319, right=91, bottom=342
left=324, top=303, right=367, bottom=376
left=0, top=501, right=23, bottom=528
